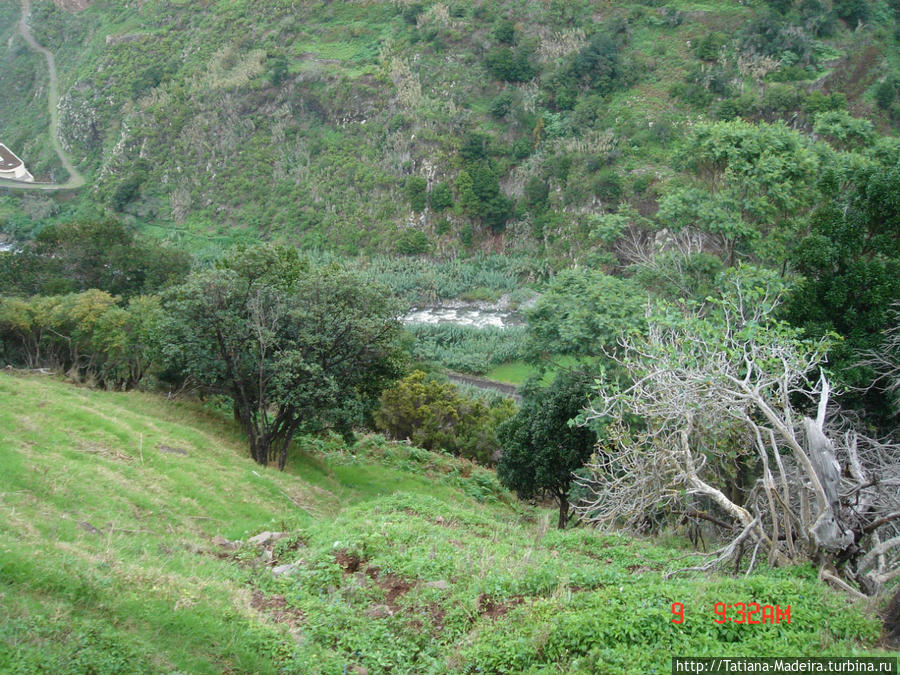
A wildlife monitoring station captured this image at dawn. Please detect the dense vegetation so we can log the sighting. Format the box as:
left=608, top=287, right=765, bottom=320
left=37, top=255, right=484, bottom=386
left=1, top=0, right=898, bottom=261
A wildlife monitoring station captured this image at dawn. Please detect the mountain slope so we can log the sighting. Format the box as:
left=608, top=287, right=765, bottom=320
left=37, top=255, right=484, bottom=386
left=1, top=0, right=897, bottom=257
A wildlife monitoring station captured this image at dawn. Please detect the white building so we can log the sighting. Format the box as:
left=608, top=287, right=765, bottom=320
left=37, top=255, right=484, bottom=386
left=0, top=144, right=34, bottom=182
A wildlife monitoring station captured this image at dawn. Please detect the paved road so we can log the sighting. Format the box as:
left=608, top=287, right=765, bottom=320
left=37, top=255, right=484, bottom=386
left=0, top=0, right=85, bottom=191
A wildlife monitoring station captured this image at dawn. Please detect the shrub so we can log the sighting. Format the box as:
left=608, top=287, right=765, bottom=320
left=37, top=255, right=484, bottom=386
left=395, top=229, right=431, bottom=255
left=485, top=46, right=536, bottom=83
left=429, top=182, right=454, bottom=211
left=834, top=0, right=869, bottom=24
left=695, top=32, right=727, bottom=61
left=402, top=3, right=424, bottom=25
left=493, top=18, right=517, bottom=45
left=375, top=370, right=516, bottom=464
left=876, top=79, right=897, bottom=110
left=804, top=90, right=846, bottom=115
left=524, top=176, right=550, bottom=211
left=489, top=90, right=516, bottom=119
left=405, top=176, right=428, bottom=212
left=591, top=169, right=622, bottom=204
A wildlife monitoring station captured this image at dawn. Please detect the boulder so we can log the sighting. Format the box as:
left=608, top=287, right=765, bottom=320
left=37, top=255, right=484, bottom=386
left=248, top=531, right=287, bottom=547
left=212, top=534, right=238, bottom=550
left=272, top=562, right=301, bottom=577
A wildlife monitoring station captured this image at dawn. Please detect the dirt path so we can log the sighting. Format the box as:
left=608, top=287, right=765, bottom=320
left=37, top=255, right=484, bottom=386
left=446, top=372, right=521, bottom=402
left=0, top=0, right=85, bottom=191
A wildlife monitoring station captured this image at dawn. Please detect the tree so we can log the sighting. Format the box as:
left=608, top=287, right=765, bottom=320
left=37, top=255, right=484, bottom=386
left=0, top=290, right=162, bottom=389
left=813, top=111, right=875, bottom=151
left=858, top=304, right=900, bottom=417
left=576, top=271, right=900, bottom=595
left=524, top=268, right=645, bottom=367
left=785, top=158, right=900, bottom=424
left=459, top=162, right=512, bottom=233
left=672, top=120, right=819, bottom=266
left=160, top=245, right=403, bottom=469
left=484, top=46, right=535, bottom=83
left=497, top=371, right=597, bottom=528
left=1, top=219, right=190, bottom=298
left=428, top=182, right=453, bottom=211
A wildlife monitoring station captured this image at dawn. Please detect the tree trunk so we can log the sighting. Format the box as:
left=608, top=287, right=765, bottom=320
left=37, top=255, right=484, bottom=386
left=557, top=493, right=569, bottom=530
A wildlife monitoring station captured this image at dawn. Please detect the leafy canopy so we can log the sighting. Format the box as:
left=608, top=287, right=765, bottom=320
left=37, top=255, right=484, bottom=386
left=160, top=245, right=404, bottom=468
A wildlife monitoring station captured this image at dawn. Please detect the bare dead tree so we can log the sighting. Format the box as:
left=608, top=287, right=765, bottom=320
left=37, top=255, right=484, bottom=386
left=575, top=277, right=900, bottom=595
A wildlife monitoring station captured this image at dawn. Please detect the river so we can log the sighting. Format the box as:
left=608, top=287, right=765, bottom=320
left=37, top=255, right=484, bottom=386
left=401, top=306, right=523, bottom=329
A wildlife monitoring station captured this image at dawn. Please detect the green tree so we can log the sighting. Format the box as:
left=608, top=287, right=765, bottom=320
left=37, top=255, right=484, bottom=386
left=785, top=159, right=900, bottom=424
left=674, top=120, right=819, bottom=265
left=497, top=371, right=597, bottom=528
left=875, top=79, right=897, bottom=110
left=695, top=31, right=727, bottom=61
left=524, top=268, right=646, bottom=367
left=523, top=175, right=549, bottom=211
left=160, top=245, right=403, bottom=469
left=569, top=33, right=623, bottom=94
left=468, top=162, right=512, bottom=233
left=428, top=182, right=453, bottom=211
left=813, top=110, right=875, bottom=151
left=484, top=46, right=535, bottom=83
left=3, top=219, right=191, bottom=298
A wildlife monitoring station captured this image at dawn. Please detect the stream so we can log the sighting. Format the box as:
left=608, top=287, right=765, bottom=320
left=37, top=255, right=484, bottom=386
left=401, top=306, right=524, bottom=329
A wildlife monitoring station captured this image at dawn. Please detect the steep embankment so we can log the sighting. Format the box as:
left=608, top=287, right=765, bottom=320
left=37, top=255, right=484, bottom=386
left=0, top=372, right=895, bottom=674
left=0, top=0, right=85, bottom=191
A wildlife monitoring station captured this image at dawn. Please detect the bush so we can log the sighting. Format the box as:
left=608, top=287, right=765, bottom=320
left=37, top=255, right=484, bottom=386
left=489, top=90, right=516, bottom=119
left=695, top=32, right=727, bottom=61
left=485, top=47, right=536, bottom=83
left=876, top=79, right=897, bottom=110
left=402, top=3, right=424, bottom=25
left=524, top=176, right=550, bottom=211
left=804, top=90, right=846, bottom=115
left=759, top=83, right=803, bottom=114
left=375, top=370, right=516, bottom=463
left=405, top=176, right=428, bottom=212
left=493, top=18, right=517, bottom=45
left=395, top=229, right=431, bottom=255
left=813, top=110, right=875, bottom=150
left=833, top=0, right=869, bottom=24
left=591, top=169, right=622, bottom=204
left=429, top=182, right=454, bottom=211
left=460, top=132, right=490, bottom=161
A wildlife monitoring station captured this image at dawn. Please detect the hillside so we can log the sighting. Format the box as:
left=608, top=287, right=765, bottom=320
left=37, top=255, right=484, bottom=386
left=0, top=371, right=895, bottom=673
left=0, top=0, right=898, bottom=258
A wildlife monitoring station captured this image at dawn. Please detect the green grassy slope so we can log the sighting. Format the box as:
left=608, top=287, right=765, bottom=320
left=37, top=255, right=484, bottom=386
left=0, top=372, right=895, bottom=673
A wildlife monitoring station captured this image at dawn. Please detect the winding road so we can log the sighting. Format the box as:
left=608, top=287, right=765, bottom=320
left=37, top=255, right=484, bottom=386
left=0, top=0, right=85, bottom=191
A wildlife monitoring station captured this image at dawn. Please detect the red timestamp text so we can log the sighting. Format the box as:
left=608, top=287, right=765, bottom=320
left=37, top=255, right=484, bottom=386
left=671, top=602, right=791, bottom=625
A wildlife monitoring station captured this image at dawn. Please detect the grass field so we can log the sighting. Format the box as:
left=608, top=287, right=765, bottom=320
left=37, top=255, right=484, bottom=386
left=0, top=373, right=895, bottom=673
